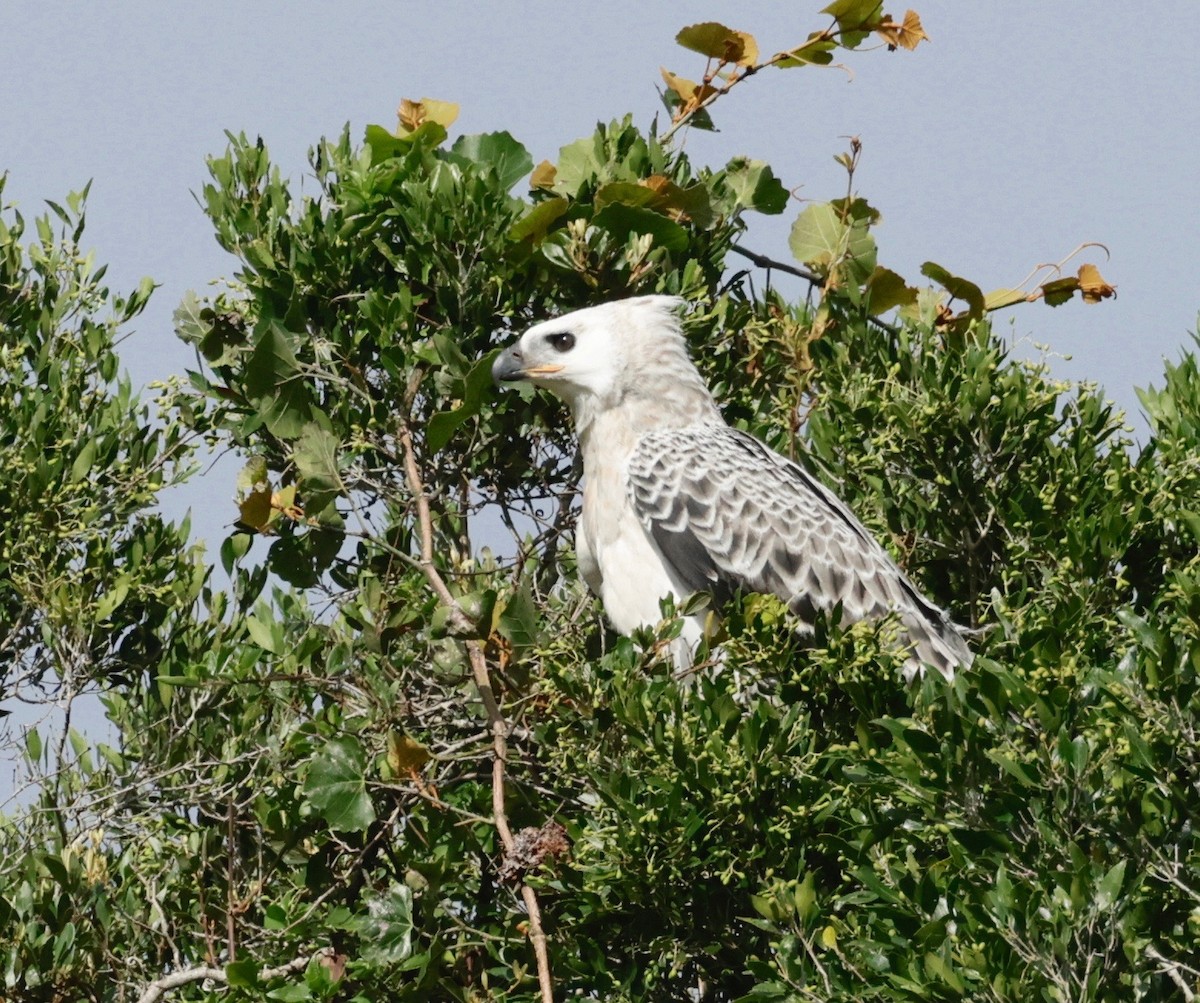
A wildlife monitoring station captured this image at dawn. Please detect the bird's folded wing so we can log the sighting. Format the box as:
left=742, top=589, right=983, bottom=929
left=626, top=425, right=939, bottom=629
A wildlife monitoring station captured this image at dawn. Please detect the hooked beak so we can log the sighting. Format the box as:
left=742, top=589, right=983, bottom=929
left=492, top=346, right=563, bottom=385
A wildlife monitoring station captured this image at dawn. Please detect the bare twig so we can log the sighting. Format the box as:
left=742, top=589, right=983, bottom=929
left=397, top=414, right=555, bottom=1003
left=730, top=244, right=900, bottom=336
left=225, top=797, right=237, bottom=961
left=730, top=244, right=820, bottom=286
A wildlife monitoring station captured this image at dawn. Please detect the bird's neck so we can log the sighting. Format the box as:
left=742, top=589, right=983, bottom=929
left=574, top=384, right=723, bottom=467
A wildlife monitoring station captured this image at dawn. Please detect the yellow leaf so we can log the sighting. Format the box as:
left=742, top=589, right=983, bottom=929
left=530, top=160, right=557, bottom=190
left=396, top=97, right=460, bottom=136
left=820, top=924, right=838, bottom=949
left=1077, top=262, right=1116, bottom=304
left=387, top=732, right=433, bottom=775
left=661, top=66, right=699, bottom=103
left=238, top=486, right=272, bottom=532
left=642, top=174, right=672, bottom=196
left=983, top=287, right=1030, bottom=311
left=676, top=22, right=759, bottom=66
left=727, top=29, right=759, bottom=67
left=876, top=9, right=929, bottom=50
left=420, top=98, right=460, bottom=128
left=271, top=483, right=304, bottom=522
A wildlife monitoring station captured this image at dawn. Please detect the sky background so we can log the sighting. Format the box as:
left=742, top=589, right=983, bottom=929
left=2, top=2, right=1198, bottom=796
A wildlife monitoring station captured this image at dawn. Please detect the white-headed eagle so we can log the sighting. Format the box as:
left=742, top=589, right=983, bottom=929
left=493, top=295, right=972, bottom=679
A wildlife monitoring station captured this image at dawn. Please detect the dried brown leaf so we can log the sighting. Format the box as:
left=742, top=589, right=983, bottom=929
left=529, top=160, right=557, bottom=190
left=396, top=97, right=460, bottom=135
left=1077, top=262, right=1116, bottom=304
left=388, top=732, right=433, bottom=775
left=876, top=9, right=929, bottom=51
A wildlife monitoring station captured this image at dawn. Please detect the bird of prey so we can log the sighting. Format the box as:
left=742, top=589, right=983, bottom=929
left=493, top=295, right=972, bottom=679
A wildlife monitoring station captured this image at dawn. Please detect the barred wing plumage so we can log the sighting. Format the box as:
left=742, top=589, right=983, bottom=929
left=626, top=425, right=972, bottom=678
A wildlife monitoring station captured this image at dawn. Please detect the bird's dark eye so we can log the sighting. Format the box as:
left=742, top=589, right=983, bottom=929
left=546, top=332, right=575, bottom=353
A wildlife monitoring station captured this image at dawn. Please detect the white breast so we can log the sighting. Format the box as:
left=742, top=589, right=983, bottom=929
left=578, top=417, right=703, bottom=659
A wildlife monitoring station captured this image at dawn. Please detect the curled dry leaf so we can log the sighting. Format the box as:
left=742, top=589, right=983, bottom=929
left=1077, top=262, right=1116, bottom=304
left=875, top=9, right=929, bottom=51
left=396, top=97, right=460, bottom=135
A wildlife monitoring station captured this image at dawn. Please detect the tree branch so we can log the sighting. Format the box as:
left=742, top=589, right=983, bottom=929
left=397, top=416, right=555, bottom=1003
left=135, top=951, right=319, bottom=1003
left=730, top=243, right=820, bottom=286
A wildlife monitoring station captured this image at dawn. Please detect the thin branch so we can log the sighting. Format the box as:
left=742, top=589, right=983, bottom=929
left=397, top=411, right=555, bottom=1003
left=1146, top=945, right=1197, bottom=1002
left=730, top=244, right=900, bottom=335
left=730, top=243, right=820, bottom=286
left=135, top=951, right=321, bottom=1003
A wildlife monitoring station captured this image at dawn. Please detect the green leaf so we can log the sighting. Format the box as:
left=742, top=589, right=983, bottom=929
left=722, top=159, right=788, bottom=215
left=350, top=883, right=414, bottom=965
left=865, top=266, right=917, bottom=314
left=592, top=202, right=688, bottom=253
left=52, top=922, right=76, bottom=965
left=750, top=893, right=784, bottom=921
left=304, top=736, right=376, bottom=833
left=427, top=348, right=501, bottom=454
left=293, top=423, right=341, bottom=514
left=245, top=321, right=301, bottom=398
left=509, top=197, right=570, bottom=243
left=789, top=202, right=847, bottom=271
left=553, top=134, right=605, bottom=196
left=364, top=122, right=447, bottom=165
left=95, top=574, right=131, bottom=621
left=983, top=287, right=1028, bottom=311
left=25, top=727, right=41, bottom=765
left=263, top=904, right=288, bottom=930
left=155, top=674, right=206, bottom=688
left=1040, top=275, right=1080, bottom=306
left=793, top=871, right=818, bottom=923
left=921, top=261, right=985, bottom=319
left=498, top=575, right=539, bottom=651
left=822, top=0, right=883, bottom=31
left=675, top=23, right=758, bottom=66
left=266, top=985, right=311, bottom=1002
left=70, top=439, right=97, bottom=483
left=1095, top=859, right=1127, bottom=911
left=774, top=35, right=838, bottom=68
left=1116, top=608, right=1164, bottom=653
left=449, top=132, right=533, bottom=191
left=226, top=959, right=261, bottom=988
left=985, top=750, right=1041, bottom=788
left=237, top=456, right=269, bottom=494
left=173, top=290, right=210, bottom=348
left=594, top=181, right=659, bottom=211
left=246, top=613, right=278, bottom=653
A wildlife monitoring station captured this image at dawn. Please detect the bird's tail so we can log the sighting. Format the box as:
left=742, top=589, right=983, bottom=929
left=900, top=610, right=974, bottom=681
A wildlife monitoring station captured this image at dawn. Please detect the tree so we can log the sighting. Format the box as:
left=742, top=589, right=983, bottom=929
left=2, top=8, right=1197, bottom=1001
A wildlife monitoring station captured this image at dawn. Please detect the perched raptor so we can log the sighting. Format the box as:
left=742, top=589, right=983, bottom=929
left=493, top=295, right=972, bottom=679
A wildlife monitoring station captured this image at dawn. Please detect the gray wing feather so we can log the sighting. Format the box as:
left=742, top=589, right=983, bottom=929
left=627, top=426, right=971, bottom=677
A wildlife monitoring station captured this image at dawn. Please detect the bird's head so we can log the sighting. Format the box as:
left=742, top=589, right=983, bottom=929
left=492, top=295, right=692, bottom=416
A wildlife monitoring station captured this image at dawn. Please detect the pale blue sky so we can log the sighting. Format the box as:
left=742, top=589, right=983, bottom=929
left=5, top=3, right=1196, bottom=472
left=2, top=4, right=1198, bottom=797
